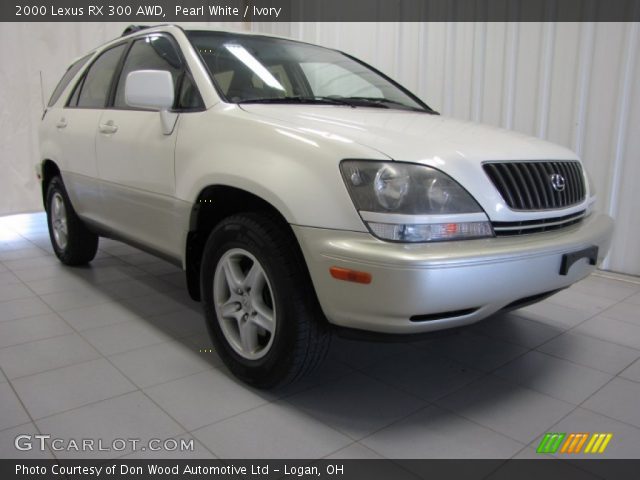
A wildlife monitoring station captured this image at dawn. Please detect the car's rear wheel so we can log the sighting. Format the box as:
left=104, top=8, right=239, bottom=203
left=46, top=176, right=98, bottom=265
left=200, top=213, right=331, bottom=388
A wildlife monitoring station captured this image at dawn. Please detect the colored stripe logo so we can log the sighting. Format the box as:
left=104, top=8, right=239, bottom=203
left=584, top=433, right=613, bottom=454
left=536, top=432, right=612, bottom=454
left=537, top=433, right=566, bottom=453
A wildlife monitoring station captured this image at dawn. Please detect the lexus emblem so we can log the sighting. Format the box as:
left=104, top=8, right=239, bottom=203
left=550, top=173, right=566, bottom=192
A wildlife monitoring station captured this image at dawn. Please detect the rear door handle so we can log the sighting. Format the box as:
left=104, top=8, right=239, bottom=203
left=98, top=121, right=118, bottom=134
left=56, top=119, right=67, bottom=129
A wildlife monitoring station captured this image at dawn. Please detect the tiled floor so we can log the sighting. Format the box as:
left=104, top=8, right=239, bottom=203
left=1, top=212, right=640, bottom=462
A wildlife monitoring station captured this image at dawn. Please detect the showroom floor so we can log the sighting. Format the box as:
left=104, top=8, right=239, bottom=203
left=1, top=212, right=640, bottom=465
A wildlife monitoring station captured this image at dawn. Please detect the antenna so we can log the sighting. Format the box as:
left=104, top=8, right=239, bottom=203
left=39, top=70, right=45, bottom=111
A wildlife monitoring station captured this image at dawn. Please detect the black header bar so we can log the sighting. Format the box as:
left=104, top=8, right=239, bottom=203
left=2, top=459, right=640, bottom=480
left=2, top=0, right=640, bottom=22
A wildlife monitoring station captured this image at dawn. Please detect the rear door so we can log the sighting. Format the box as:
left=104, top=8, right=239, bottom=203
left=94, top=33, right=203, bottom=259
left=53, top=43, right=128, bottom=221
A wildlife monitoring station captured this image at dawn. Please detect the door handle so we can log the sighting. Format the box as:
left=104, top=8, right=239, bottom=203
left=98, top=121, right=118, bottom=134
left=56, top=119, right=67, bottom=129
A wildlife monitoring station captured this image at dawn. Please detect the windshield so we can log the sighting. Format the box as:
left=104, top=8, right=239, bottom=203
left=188, top=31, right=434, bottom=113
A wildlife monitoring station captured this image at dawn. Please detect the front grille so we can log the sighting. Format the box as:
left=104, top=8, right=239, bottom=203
left=492, top=210, right=586, bottom=236
left=483, top=161, right=586, bottom=210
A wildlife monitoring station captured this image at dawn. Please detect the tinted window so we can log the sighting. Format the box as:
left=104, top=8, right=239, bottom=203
left=76, top=43, right=127, bottom=109
left=67, top=76, right=84, bottom=107
left=48, top=53, right=92, bottom=107
left=114, top=35, right=183, bottom=109
left=177, top=74, right=204, bottom=110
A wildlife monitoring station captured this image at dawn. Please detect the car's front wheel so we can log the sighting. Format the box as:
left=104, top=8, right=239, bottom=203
left=200, top=213, right=331, bottom=388
left=45, top=176, right=98, bottom=265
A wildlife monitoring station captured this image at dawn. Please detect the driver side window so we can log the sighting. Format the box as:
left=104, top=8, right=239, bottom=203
left=113, top=35, right=202, bottom=110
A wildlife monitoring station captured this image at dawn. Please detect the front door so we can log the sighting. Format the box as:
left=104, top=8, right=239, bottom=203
left=94, top=34, right=192, bottom=259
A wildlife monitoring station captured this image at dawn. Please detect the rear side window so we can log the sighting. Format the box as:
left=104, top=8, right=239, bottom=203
left=48, top=54, right=92, bottom=107
left=113, top=35, right=183, bottom=109
left=74, top=43, right=127, bottom=109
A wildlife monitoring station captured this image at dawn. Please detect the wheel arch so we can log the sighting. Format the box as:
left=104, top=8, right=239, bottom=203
left=185, top=185, right=302, bottom=301
left=40, top=159, right=61, bottom=206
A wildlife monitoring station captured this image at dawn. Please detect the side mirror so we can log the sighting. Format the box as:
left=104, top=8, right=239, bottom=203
left=125, top=70, right=174, bottom=110
left=125, top=70, right=178, bottom=135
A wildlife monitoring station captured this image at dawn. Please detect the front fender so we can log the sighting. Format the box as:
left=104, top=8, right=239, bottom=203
left=175, top=105, right=389, bottom=231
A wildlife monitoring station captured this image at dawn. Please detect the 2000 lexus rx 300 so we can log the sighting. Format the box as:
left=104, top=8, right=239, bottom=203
left=39, top=25, right=613, bottom=387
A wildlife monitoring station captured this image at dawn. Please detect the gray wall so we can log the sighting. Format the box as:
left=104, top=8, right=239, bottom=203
left=1, top=22, right=638, bottom=274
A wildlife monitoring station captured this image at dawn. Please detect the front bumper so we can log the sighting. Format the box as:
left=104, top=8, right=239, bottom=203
left=293, top=214, right=613, bottom=334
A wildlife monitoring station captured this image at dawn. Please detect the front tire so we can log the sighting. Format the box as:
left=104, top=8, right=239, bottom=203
left=45, top=176, right=98, bottom=265
left=200, top=213, right=331, bottom=388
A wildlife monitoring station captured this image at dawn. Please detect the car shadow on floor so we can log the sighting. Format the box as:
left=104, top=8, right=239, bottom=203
left=67, top=250, right=563, bottom=381
left=26, top=231, right=577, bottom=459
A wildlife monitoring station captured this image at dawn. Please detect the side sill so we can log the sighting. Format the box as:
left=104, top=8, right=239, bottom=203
left=82, top=217, right=183, bottom=268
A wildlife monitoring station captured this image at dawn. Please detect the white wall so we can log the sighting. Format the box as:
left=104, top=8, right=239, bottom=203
left=0, top=21, right=246, bottom=216
left=0, top=22, right=638, bottom=275
left=254, top=22, right=640, bottom=276
left=1, top=22, right=126, bottom=215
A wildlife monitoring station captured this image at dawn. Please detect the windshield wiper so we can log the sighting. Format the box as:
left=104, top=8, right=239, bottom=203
left=343, top=97, right=434, bottom=113
left=236, top=96, right=356, bottom=107
left=236, top=95, right=437, bottom=113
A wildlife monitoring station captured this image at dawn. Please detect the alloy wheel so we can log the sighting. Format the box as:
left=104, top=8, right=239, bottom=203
left=213, top=248, right=276, bottom=360
left=50, top=192, right=68, bottom=250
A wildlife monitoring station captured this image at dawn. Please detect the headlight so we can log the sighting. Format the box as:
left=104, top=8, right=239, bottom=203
left=374, top=165, right=410, bottom=210
left=584, top=168, right=596, bottom=197
left=584, top=168, right=596, bottom=216
left=340, top=160, right=493, bottom=242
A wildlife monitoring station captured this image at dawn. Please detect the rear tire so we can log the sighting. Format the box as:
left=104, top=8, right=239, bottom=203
left=45, top=176, right=98, bottom=266
left=200, top=213, right=331, bottom=389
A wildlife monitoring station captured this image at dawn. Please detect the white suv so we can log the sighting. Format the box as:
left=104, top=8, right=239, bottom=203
left=39, top=25, right=613, bottom=387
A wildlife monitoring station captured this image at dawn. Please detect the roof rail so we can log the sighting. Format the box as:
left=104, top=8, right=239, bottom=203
left=122, top=25, right=151, bottom=36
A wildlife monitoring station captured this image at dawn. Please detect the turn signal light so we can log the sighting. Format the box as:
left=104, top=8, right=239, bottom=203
left=329, top=267, right=372, bottom=284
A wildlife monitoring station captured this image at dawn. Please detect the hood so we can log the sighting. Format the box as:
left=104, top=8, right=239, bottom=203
left=238, top=105, right=578, bottom=165
left=239, top=105, right=585, bottom=222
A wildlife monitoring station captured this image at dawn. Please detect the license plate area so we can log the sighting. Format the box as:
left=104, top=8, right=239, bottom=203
left=559, top=246, right=599, bottom=276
